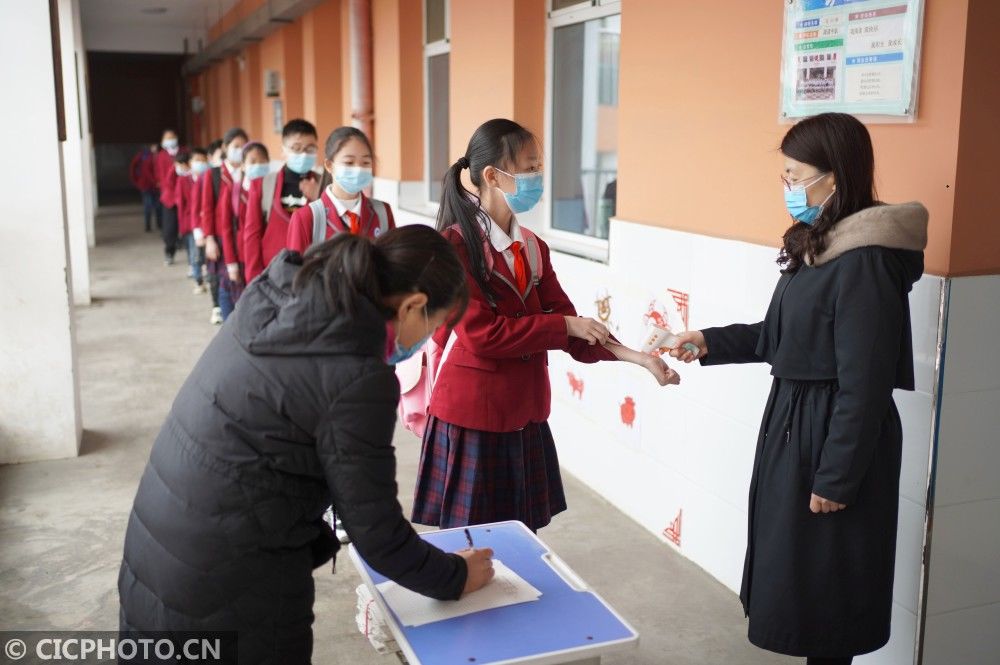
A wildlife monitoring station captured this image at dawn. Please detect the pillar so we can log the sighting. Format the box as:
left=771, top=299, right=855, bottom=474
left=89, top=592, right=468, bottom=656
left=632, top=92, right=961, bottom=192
left=0, top=0, right=82, bottom=463
left=57, top=0, right=91, bottom=306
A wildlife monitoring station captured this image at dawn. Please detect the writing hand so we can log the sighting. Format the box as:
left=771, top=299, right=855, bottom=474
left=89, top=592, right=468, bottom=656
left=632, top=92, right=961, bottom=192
left=458, top=547, right=495, bottom=594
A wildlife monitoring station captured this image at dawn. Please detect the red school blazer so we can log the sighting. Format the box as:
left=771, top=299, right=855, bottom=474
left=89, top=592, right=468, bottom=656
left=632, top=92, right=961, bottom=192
left=285, top=190, right=396, bottom=253
left=173, top=174, right=194, bottom=236
left=428, top=225, right=616, bottom=433
left=213, top=170, right=242, bottom=265
left=187, top=173, right=203, bottom=236
left=155, top=148, right=183, bottom=208
left=243, top=169, right=294, bottom=283
left=138, top=153, right=158, bottom=191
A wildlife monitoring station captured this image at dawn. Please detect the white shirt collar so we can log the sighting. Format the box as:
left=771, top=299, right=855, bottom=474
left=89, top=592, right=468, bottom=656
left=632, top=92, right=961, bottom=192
left=225, top=161, right=242, bottom=180
left=479, top=213, right=524, bottom=253
left=326, top=185, right=362, bottom=218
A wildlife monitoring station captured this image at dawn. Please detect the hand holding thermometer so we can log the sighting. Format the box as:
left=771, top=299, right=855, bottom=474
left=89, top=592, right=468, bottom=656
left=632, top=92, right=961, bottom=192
left=640, top=324, right=700, bottom=356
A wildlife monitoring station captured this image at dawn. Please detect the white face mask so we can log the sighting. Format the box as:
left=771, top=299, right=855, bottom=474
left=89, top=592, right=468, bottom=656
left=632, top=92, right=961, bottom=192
left=227, top=145, right=244, bottom=165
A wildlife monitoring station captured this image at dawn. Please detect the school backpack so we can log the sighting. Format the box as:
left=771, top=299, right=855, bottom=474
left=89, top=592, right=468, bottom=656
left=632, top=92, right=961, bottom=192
left=307, top=197, right=390, bottom=249
left=210, top=166, right=222, bottom=201
left=259, top=171, right=280, bottom=224
left=396, top=222, right=544, bottom=438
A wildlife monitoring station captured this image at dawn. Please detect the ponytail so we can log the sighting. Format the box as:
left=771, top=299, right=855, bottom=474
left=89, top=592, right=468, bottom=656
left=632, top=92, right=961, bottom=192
left=437, top=157, right=494, bottom=301
left=435, top=118, right=538, bottom=301
left=293, top=226, right=469, bottom=325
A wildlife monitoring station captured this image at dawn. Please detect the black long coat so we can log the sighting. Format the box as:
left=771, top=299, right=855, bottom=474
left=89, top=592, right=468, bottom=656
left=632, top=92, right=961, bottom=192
left=118, top=251, right=467, bottom=664
left=701, top=242, right=924, bottom=658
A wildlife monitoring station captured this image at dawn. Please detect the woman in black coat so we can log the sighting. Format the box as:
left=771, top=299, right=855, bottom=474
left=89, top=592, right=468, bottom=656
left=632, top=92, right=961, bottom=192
left=118, top=227, right=495, bottom=663
left=671, top=113, right=928, bottom=665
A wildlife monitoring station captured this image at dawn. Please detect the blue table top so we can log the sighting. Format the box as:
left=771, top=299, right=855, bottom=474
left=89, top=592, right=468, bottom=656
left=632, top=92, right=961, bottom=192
left=349, top=521, right=638, bottom=665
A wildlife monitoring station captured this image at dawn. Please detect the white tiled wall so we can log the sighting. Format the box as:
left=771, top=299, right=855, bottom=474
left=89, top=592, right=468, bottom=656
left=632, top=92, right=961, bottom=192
left=923, top=275, right=1000, bottom=665
left=547, top=219, right=943, bottom=665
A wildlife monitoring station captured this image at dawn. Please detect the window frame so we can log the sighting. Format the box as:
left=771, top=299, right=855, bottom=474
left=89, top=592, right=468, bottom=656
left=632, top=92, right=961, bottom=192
left=543, top=0, right=621, bottom=262
left=423, top=0, right=451, bottom=209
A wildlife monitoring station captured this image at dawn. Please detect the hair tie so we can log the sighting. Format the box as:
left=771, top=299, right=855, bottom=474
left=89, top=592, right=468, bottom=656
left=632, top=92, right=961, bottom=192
left=457, top=156, right=470, bottom=169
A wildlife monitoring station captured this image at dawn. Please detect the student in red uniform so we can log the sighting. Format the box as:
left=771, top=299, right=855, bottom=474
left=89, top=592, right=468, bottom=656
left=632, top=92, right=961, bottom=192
left=286, top=126, right=395, bottom=253
left=130, top=143, right=160, bottom=232
left=193, top=139, right=223, bottom=300
left=155, top=129, right=183, bottom=265
left=206, top=139, right=224, bottom=169
left=217, top=142, right=270, bottom=321
left=412, top=119, right=680, bottom=532
left=201, top=128, right=248, bottom=325
left=243, top=119, right=324, bottom=283
left=180, top=148, right=209, bottom=293
left=172, top=149, right=194, bottom=273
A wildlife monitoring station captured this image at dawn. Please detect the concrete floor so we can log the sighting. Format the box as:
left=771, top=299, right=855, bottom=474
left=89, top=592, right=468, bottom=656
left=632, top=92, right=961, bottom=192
left=0, top=208, right=797, bottom=664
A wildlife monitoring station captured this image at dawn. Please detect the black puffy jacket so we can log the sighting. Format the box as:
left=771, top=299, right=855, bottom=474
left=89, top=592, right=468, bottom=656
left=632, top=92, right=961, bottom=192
left=118, top=250, right=467, bottom=663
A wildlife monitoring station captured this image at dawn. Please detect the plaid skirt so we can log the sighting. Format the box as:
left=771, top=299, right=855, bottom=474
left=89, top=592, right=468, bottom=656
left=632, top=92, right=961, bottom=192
left=411, top=417, right=567, bottom=531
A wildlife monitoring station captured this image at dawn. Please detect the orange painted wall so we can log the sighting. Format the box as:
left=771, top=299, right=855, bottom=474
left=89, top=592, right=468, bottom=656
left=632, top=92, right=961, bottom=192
left=950, top=0, right=1000, bottom=276
left=258, top=27, right=286, bottom=157
left=449, top=0, right=545, bottom=160
left=398, top=0, right=424, bottom=181
left=513, top=0, right=546, bottom=141
left=282, top=21, right=305, bottom=124
left=238, top=45, right=263, bottom=140
left=371, top=0, right=424, bottom=181
left=339, top=0, right=353, bottom=134
left=616, top=0, right=968, bottom=276
left=301, top=0, right=344, bottom=139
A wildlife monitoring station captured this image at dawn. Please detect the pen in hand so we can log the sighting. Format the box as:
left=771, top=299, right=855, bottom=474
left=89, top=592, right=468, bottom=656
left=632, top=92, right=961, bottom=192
left=464, top=528, right=474, bottom=549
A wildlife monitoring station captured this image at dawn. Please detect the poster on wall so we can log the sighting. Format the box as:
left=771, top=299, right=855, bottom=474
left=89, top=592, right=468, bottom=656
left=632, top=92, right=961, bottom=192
left=780, top=0, right=925, bottom=120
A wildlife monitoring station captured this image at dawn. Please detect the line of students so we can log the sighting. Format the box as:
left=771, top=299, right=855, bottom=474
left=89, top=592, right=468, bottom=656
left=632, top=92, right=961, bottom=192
left=149, top=116, right=675, bottom=533
left=121, top=115, right=682, bottom=662
left=149, top=119, right=397, bottom=325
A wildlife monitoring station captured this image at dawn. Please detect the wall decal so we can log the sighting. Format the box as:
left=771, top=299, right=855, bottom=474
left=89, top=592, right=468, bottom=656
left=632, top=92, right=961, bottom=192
left=663, top=509, right=682, bottom=547
left=620, top=396, right=636, bottom=428
left=567, top=372, right=584, bottom=399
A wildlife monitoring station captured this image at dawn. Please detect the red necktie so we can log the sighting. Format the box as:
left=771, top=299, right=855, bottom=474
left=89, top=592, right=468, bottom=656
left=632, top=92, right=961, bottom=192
left=345, top=211, right=360, bottom=235
left=510, top=241, right=528, bottom=293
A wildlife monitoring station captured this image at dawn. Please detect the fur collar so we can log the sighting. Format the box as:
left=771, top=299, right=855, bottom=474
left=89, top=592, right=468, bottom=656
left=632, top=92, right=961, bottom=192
left=807, top=202, right=928, bottom=267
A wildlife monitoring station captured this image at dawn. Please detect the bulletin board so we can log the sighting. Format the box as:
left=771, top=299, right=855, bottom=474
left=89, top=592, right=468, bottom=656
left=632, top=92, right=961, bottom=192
left=780, top=0, right=925, bottom=121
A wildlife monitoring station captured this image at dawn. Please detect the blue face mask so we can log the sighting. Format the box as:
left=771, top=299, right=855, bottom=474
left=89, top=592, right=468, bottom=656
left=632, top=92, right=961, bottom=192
left=162, top=138, right=178, bottom=151
left=334, top=165, right=374, bottom=195
left=245, top=163, right=270, bottom=180
left=227, top=145, right=245, bottom=165
left=286, top=152, right=316, bottom=175
left=496, top=168, right=544, bottom=214
left=783, top=172, right=833, bottom=225
left=191, top=161, right=209, bottom=176
left=387, top=307, right=430, bottom=365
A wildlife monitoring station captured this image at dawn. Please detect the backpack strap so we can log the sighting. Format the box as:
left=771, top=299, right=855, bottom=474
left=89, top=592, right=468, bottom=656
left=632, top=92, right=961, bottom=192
left=369, top=198, right=390, bottom=237
left=261, top=171, right=279, bottom=224
left=520, top=227, right=544, bottom=286
left=211, top=167, right=221, bottom=201
left=309, top=199, right=328, bottom=250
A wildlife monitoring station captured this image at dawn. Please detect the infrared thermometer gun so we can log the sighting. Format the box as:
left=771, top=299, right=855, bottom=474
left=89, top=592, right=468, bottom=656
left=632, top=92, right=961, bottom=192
left=640, top=323, right=700, bottom=355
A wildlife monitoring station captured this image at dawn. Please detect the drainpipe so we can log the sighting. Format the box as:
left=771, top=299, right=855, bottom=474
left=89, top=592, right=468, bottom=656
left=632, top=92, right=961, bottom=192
left=348, top=0, right=374, bottom=139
